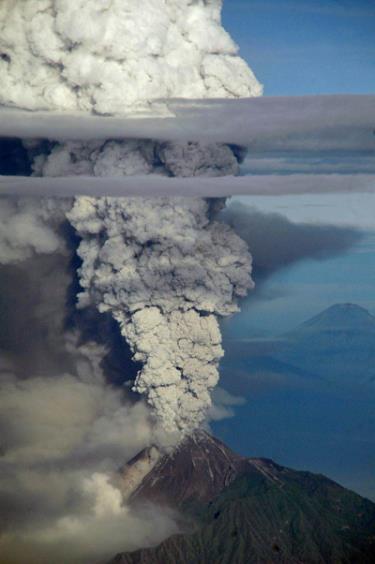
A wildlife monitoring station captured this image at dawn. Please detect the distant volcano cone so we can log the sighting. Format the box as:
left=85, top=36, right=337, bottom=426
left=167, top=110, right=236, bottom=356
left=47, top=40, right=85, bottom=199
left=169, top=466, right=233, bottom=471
left=292, top=303, right=375, bottom=335
left=277, top=303, right=375, bottom=384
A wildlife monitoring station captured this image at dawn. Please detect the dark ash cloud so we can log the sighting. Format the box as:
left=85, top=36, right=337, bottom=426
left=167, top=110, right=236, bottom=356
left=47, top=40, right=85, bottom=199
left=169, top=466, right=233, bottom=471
left=220, top=202, right=362, bottom=282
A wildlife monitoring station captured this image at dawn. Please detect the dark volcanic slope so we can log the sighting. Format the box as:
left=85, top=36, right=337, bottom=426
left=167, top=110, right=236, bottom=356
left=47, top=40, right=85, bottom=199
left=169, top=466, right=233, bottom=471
left=130, top=430, right=249, bottom=508
left=113, top=431, right=375, bottom=564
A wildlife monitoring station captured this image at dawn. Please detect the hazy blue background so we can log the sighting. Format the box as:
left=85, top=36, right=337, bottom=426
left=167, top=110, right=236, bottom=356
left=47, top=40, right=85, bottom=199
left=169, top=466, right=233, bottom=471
left=212, top=0, right=375, bottom=500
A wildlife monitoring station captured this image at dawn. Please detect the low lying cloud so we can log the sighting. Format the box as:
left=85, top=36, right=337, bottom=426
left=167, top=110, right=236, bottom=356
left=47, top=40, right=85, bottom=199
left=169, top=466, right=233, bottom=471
left=242, top=153, right=375, bottom=176
left=0, top=359, right=178, bottom=563
left=0, top=94, right=373, bottom=153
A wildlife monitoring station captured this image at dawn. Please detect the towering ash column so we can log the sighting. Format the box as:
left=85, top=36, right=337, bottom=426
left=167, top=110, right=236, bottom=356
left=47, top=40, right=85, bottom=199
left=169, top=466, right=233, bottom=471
left=0, top=0, right=262, bottom=436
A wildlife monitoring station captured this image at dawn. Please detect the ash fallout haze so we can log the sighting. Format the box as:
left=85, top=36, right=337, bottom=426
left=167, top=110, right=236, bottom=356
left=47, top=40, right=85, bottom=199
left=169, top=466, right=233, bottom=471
left=0, top=1, right=374, bottom=564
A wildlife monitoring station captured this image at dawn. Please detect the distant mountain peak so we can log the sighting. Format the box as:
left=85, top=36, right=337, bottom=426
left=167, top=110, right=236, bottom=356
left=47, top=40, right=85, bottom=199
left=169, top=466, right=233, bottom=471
left=325, top=303, right=372, bottom=315
left=290, top=303, right=375, bottom=335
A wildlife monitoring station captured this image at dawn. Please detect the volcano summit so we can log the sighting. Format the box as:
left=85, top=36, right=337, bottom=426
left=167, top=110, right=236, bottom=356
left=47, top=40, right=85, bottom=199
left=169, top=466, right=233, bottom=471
left=113, top=431, right=375, bottom=564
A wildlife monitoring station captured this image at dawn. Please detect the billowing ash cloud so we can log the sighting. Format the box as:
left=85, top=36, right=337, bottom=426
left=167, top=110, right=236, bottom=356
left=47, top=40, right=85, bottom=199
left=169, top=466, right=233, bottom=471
left=0, top=0, right=262, bottom=114
left=12, top=152, right=248, bottom=437
left=18, top=131, right=253, bottom=435
left=31, top=139, right=241, bottom=178
left=67, top=196, right=252, bottom=433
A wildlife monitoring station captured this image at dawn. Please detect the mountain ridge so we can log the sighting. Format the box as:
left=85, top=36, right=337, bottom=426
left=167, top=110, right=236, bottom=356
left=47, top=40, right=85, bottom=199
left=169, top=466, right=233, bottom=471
left=223, top=302, right=375, bottom=386
left=286, top=303, right=375, bottom=337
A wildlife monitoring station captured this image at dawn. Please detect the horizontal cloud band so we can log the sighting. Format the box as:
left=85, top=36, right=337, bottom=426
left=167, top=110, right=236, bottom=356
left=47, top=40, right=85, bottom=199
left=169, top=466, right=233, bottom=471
left=1, top=173, right=374, bottom=198
left=0, top=95, right=374, bottom=152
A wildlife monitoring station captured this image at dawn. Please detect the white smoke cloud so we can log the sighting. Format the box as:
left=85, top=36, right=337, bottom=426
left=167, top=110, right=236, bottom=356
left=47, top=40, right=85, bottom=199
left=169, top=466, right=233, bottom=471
left=83, top=473, right=124, bottom=518
left=0, top=459, right=178, bottom=564
left=0, top=0, right=262, bottom=115
left=0, top=364, right=155, bottom=465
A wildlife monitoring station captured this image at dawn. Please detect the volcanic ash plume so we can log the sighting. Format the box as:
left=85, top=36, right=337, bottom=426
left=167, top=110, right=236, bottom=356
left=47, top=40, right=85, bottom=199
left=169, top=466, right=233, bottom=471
left=1, top=0, right=261, bottom=437
left=0, top=0, right=262, bottom=114
left=23, top=138, right=254, bottom=435
left=68, top=197, right=253, bottom=434
left=23, top=139, right=255, bottom=438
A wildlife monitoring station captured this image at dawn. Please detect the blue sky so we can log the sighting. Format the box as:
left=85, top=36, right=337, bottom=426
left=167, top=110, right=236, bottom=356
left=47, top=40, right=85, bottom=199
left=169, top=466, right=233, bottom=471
left=222, top=0, right=375, bottom=95
left=213, top=0, right=375, bottom=499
